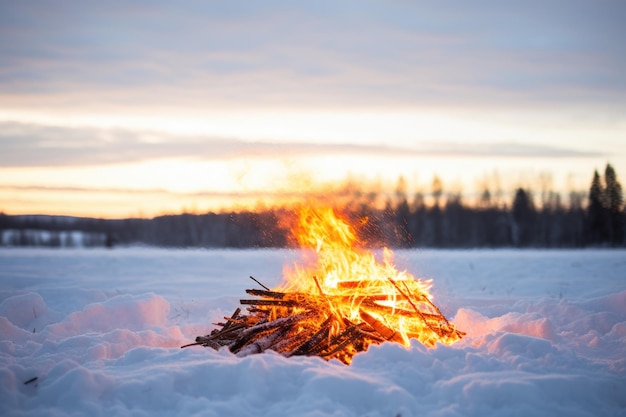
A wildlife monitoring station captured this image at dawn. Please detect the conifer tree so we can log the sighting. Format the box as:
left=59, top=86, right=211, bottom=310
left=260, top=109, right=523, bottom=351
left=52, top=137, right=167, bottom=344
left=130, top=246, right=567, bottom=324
left=604, top=164, right=624, bottom=245
left=587, top=169, right=606, bottom=244
left=431, top=175, right=443, bottom=207
left=512, top=188, right=535, bottom=246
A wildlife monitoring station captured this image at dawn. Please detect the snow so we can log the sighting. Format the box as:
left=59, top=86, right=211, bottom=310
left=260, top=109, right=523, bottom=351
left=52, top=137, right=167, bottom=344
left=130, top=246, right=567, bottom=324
left=1, top=248, right=625, bottom=417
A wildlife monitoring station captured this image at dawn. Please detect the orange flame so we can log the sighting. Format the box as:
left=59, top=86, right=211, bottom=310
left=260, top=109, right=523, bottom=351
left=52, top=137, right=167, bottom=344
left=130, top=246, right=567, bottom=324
left=276, top=206, right=463, bottom=353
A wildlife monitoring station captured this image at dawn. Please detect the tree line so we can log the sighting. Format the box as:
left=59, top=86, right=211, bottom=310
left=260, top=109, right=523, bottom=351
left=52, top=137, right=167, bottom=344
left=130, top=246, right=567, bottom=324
left=1, top=164, right=624, bottom=248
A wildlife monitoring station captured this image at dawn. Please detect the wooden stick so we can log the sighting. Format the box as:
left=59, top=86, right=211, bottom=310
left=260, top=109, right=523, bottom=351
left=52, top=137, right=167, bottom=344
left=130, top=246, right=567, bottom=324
left=388, top=277, right=440, bottom=335
left=320, top=325, right=362, bottom=361
left=23, top=377, right=38, bottom=385
left=291, top=315, right=333, bottom=356
left=249, top=276, right=270, bottom=290
left=239, top=311, right=315, bottom=339
left=181, top=341, right=202, bottom=348
left=245, top=288, right=287, bottom=298
left=271, top=329, right=312, bottom=354
left=231, top=311, right=317, bottom=353
left=236, top=329, right=284, bottom=357
left=240, top=299, right=299, bottom=307
left=359, top=310, right=404, bottom=343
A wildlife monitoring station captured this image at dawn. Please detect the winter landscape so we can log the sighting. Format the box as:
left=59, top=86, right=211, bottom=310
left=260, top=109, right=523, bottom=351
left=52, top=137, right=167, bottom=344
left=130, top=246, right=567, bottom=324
left=2, top=2, right=626, bottom=416
left=1, top=247, right=624, bottom=417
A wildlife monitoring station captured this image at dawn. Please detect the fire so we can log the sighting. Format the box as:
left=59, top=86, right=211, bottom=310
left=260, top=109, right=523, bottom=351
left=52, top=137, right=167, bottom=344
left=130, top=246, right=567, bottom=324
left=276, top=206, right=463, bottom=354
left=188, top=205, right=463, bottom=364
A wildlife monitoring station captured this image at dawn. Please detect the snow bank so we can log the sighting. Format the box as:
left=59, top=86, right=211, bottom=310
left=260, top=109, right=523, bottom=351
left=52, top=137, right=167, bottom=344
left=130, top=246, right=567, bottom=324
left=1, top=248, right=625, bottom=416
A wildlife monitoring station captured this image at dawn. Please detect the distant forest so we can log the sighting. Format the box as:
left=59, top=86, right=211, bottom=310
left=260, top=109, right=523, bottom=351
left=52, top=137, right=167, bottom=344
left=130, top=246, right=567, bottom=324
left=1, top=164, right=624, bottom=248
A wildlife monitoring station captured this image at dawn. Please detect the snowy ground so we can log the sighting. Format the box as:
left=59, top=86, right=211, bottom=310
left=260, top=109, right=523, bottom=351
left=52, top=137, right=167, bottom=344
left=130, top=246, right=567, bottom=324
left=1, top=248, right=625, bottom=417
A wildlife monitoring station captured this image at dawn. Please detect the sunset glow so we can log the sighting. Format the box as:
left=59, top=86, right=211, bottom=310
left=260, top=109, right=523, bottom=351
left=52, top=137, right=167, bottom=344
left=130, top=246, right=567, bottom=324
left=1, top=1, right=624, bottom=218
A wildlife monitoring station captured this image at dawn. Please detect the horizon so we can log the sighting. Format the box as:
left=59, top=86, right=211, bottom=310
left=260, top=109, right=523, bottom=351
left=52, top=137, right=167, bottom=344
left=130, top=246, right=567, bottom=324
left=1, top=1, right=625, bottom=218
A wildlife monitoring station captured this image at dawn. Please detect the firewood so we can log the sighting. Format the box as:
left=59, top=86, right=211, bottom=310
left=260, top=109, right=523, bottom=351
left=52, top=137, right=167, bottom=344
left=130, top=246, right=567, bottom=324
left=184, top=275, right=463, bottom=364
left=319, top=324, right=362, bottom=361
left=249, top=275, right=270, bottom=290
left=236, top=328, right=286, bottom=357
left=359, top=310, right=404, bottom=343
left=290, top=316, right=333, bottom=356
left=240, top=299, right=299, bottom=307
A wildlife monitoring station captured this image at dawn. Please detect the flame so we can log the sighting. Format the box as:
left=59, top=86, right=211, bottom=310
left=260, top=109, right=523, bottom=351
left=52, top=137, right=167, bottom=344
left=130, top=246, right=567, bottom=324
left=276, top=206, right=463, bottom=358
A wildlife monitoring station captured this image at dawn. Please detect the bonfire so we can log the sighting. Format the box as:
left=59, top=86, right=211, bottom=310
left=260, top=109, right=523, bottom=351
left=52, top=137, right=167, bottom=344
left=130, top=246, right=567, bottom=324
left=183, top=206, right=464, bottom=364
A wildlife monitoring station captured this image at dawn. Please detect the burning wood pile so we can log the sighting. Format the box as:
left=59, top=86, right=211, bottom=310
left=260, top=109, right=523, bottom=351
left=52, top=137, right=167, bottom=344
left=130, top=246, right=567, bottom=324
left=184, top=207, right=464, bottom=364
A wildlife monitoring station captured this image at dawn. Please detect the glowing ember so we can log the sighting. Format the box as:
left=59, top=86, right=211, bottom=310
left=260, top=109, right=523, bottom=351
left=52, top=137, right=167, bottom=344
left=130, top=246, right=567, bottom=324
left=187, top=206, right=464, bottom=364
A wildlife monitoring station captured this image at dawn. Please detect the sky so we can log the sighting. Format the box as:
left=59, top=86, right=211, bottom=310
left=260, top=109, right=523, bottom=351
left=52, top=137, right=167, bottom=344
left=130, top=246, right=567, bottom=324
left=0, top=0, right=625, bottom=218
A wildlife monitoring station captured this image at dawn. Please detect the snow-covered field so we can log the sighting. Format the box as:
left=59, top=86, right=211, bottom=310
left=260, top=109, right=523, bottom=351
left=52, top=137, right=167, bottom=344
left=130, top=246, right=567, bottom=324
left=1, top=248, right=625, bottom=417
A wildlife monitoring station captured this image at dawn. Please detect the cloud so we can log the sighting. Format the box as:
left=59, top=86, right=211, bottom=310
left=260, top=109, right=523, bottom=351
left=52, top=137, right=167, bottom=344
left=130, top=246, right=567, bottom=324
left=0, top=184, right=291, bottom=199
left=0, top=1, right=624, bottom=111
left=0, top=183, right=370, bottom=204
left=0, top=122, right=603, bottom=168
left=414, top=142, right=604, bottom=158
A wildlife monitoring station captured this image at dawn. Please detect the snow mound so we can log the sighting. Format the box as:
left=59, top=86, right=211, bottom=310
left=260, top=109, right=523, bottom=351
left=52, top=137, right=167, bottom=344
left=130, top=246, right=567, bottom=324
left=47, top=293, right=170, bottom=336
left=0, top=292, right=48, bottom=330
